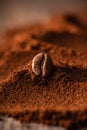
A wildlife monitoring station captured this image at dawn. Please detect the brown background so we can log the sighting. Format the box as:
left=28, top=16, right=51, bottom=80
left=0, top=0, right=87, bottom=31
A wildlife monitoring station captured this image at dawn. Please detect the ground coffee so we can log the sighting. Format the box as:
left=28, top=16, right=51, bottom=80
left=0, top=13, right=87, bottom=130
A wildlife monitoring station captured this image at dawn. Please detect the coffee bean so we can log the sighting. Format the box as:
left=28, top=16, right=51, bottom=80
left=32, top=52, right=53, bottom=77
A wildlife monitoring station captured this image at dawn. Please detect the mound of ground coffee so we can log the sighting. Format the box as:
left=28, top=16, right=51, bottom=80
left=0, top=13, right=87, bottom=130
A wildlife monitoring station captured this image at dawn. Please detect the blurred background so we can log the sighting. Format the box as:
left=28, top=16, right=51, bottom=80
left=0, top=0, right=87, bottom=32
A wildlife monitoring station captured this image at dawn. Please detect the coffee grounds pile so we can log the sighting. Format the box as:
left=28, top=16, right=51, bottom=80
left=0, top=13, right=87, bottom=130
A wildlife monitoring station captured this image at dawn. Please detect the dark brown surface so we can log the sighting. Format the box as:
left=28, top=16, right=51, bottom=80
left=0, top=13, right=87, bottom=130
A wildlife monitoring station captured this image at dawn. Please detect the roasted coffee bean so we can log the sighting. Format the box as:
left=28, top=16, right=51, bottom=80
left=32, top=52, right=53, bottom=77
